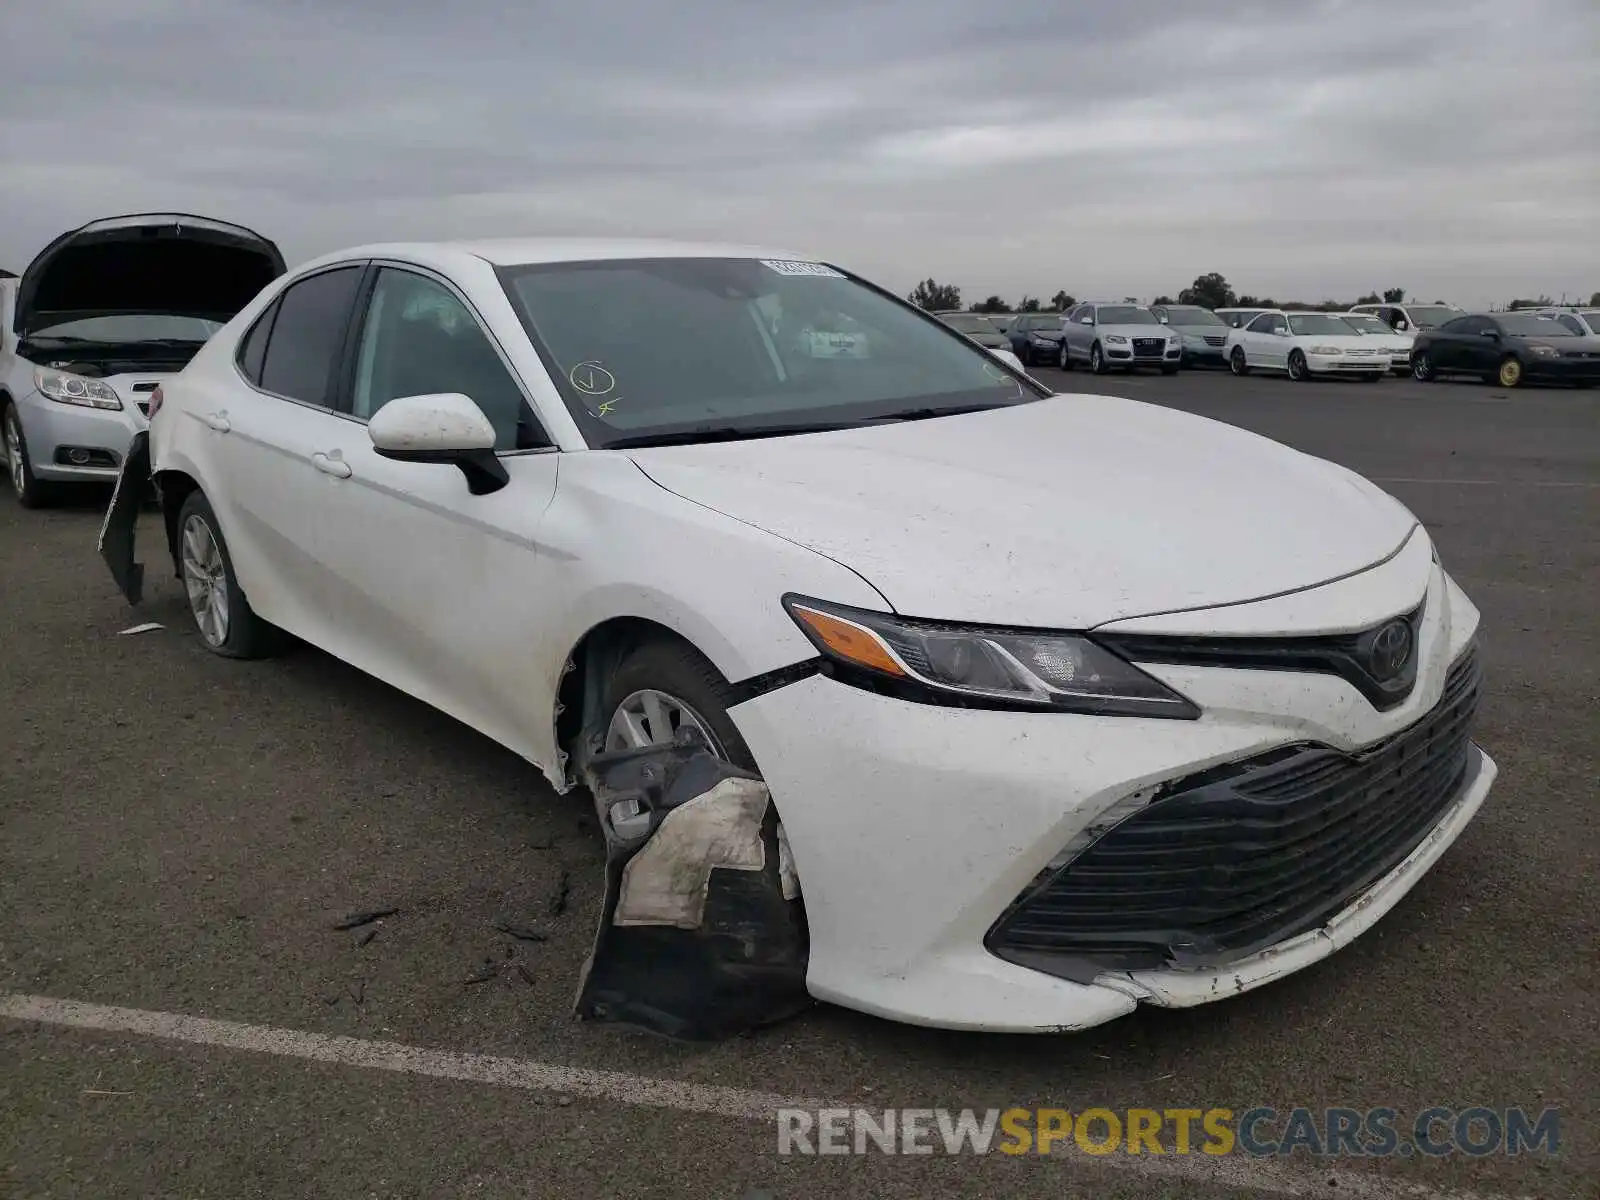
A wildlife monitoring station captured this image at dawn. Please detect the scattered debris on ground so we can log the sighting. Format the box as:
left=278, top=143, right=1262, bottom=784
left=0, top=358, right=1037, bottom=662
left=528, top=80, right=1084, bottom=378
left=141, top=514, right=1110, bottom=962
left=331, top=907, right=398, bottom=931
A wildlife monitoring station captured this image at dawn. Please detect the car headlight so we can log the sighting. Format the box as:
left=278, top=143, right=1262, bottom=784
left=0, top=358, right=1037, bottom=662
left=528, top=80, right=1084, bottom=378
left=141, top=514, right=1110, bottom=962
left=1030, top=334, right=1051, bottom=344
left=1104, top=334, right=1129, bottom=344
left=783, top=595, right=1199, bottom=719
left=1307, top=345, right=1344, bottom=355
left=1528, top=344, right=1559, bottom=358
left=34, top=367, right=123, bottom=410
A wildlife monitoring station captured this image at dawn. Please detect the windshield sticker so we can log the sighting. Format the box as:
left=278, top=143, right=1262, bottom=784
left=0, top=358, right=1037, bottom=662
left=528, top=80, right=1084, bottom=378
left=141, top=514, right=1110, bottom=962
left=760, top=260, right=845, bottom=279
left=804, top=330, right=870, bottom=359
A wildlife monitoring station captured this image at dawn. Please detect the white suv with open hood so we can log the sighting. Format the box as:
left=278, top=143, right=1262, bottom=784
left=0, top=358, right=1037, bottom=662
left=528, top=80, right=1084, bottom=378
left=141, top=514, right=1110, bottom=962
left=1, top=213, right=284, bottom=507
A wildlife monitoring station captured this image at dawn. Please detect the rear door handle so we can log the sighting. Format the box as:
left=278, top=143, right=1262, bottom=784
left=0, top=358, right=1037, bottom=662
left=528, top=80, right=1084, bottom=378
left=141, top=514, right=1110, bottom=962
left=311, top=451, right=352, bottom=479
left=203, top=412, right=231, bottom=433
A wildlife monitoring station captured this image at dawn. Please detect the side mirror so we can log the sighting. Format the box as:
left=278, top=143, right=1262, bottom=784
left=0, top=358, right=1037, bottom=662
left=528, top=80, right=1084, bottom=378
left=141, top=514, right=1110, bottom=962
left=1480, top=329, right=1500, bottom=340
left=368, top=392, right=509, bottom=496
left=1079, top=315, right=1094, bottom=325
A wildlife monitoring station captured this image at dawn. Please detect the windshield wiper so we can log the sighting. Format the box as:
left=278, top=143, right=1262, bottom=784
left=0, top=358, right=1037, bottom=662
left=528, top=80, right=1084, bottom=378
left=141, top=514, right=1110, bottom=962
left=604, top=421, right=856, bottom=449
left=859, top=401, right=1019, bottom=424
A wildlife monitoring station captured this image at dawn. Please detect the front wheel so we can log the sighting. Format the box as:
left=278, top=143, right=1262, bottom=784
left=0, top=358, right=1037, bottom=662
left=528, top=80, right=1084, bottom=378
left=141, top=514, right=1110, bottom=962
left=1089, top=343, right=1108, bottom=374
left=176, top=491, right=291, bottom=659
left=3, top=403, right=54, bottom=509
left=1496, top=356, right=1524, bottom=388
left=1229, top=347, right=1249, bottom=376
left=1287, top=350, right=1310, bottom=382
left=1412, top=351, right=1436, bottom=381
left=597, top=639, right=756, bottom=771
left=1058, top=342, right=1073, bottom=370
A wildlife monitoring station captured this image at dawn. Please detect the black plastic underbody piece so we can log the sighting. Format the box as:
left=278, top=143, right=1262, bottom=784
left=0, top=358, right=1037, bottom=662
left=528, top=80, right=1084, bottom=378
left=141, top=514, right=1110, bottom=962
left=576, top=729, right=810, bottom=1041
left=98, top=429, right=152, bottom=604
left=988, top=646, right=1483, bottom=982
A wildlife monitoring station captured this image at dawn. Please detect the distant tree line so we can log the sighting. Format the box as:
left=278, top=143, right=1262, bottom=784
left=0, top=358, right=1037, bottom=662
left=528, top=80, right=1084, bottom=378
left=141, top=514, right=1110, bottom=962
left=907, top=275, right=1600, bottom=315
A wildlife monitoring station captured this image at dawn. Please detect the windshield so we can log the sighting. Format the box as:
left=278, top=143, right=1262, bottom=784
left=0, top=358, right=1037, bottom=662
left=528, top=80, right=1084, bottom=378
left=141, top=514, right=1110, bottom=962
left=1403, top=306, right=1461, bottom=328
left=1096, top=306, right=1160, bottom=325
left=940, top=313, right=1001, bottom=335
left=498, top=258, right=1044, bottom=446
left=27, top=313, right=223, bottom=343
left=1161, top=306, right=1225, bottom=327
left=1497, top=314, right=1577, bottom=337
left=1287, top=314, right=1358, bottom=336
left=1340, top=315, right=1391, bottom=335
left=1581, top=312, right=1600, bottom=329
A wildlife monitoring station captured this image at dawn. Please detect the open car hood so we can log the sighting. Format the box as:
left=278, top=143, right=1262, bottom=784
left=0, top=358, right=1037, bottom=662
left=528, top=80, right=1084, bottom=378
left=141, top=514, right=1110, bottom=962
left=14, top=213, right=285, bottom=337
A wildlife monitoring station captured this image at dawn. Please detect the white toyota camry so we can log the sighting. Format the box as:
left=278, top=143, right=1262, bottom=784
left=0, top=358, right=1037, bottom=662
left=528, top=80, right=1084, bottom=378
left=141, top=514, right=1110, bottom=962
left=101, top=239, right=1495, bottom=1034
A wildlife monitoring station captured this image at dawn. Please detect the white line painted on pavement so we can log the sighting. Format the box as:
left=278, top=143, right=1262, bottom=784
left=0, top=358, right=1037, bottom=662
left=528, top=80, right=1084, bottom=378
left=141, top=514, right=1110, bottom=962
left=1, top=992, right=1527, bottom=1200
left=1370, top=477, right=1597, bottom=489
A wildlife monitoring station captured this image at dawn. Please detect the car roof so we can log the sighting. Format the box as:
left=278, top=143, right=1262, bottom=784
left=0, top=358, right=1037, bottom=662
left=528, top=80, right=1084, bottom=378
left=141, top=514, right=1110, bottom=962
left=300, top=237, right=815, bottom=274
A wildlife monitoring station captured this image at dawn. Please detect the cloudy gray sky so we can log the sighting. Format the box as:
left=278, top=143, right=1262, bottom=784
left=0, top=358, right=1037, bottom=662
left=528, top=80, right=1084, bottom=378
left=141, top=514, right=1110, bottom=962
left=3, top=0, right=1596, bottom=307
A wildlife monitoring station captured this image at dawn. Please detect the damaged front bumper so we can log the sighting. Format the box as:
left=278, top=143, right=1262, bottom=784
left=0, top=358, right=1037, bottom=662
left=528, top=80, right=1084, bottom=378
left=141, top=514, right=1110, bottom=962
left=97, top=429, right=154, bottom=605
left=575, top=730, right=810, bottom=1041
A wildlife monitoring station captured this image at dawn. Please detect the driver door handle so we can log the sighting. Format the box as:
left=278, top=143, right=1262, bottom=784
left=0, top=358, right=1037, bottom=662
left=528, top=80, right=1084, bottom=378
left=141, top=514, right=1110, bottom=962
left=203, top=412, right=231, bottom=433
left=311, top=451, right=352, bottom=479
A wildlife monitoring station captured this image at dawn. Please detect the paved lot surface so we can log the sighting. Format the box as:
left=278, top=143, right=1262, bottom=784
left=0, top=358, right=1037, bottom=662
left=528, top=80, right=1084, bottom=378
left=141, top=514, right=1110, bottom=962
left=2, top=368, right=1596, bottom=1198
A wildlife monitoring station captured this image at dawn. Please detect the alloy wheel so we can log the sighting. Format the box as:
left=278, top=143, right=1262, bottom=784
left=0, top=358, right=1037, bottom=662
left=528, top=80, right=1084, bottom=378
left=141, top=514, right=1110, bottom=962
left=1498, top=358, right=1522, bottom=388
left=605, top=688, right=727, bottom=758
left=1230, top=348, right=1248, bottom=376
left=1090, top=345, right=1103, bottom=373
left=180, top=513, right=231, bottom=647
left=3, top=411, right=24, bottom=497
left=1288, top=351, right=1308, bottom=381
left=1411, top=352, right=1434, bottom=381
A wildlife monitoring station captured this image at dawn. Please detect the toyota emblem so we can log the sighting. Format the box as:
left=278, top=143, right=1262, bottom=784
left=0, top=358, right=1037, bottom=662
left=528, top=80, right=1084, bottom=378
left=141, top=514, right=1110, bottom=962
left=1368, top=619, right=1415, bottom=682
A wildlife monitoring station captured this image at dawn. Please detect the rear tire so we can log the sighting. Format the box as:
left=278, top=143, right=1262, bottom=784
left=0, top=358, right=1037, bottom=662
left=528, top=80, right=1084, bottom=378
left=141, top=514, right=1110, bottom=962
left=175, top=491, right=291, bottom=659
left=2, top=402, right=55, bottom=509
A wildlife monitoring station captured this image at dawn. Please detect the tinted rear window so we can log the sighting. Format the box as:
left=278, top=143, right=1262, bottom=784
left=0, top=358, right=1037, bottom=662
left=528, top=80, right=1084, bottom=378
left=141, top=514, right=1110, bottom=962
left=259, top=267, right=364, bottom=406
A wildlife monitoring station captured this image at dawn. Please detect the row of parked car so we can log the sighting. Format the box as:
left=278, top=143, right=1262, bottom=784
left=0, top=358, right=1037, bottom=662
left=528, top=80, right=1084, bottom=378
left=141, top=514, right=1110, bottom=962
left=938, top=301, right=1600, bottom=389
left=5, top=212, right=1597, bottom=516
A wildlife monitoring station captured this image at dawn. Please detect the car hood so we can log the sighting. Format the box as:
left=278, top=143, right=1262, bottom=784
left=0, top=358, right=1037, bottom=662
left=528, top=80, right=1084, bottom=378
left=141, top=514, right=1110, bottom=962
left=14, top=212, right=285, bottom=337
left=625, top=394, right=1417, bottom=629
left=1533, top=335, right=1600, bottom=352
left=1168, top=323, right=1230, bottom=337
left=1289, top=333, right=1371, bottom=348
left=1095, top=324, right=1171, bottom=339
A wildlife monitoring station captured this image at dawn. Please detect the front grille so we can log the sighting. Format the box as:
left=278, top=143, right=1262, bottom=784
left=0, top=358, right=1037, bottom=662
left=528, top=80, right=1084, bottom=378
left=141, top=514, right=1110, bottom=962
left=1204, top=335, right=1227, bottom=347
left=1132, top=337, right=1166, bottom=357
left=988, top=646, right=1483, bottom=978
